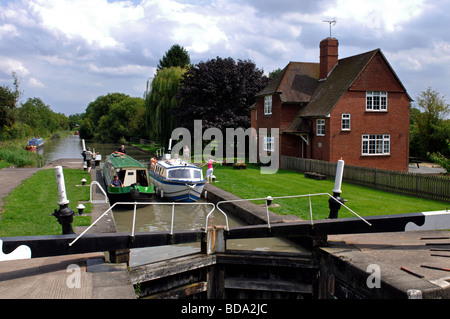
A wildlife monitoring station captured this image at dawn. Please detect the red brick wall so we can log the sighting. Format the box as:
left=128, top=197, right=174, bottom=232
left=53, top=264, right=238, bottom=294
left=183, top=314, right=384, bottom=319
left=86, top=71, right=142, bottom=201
left=329, top=91, right=410, bottom=171
left=350, top=52, right=404, bottom=92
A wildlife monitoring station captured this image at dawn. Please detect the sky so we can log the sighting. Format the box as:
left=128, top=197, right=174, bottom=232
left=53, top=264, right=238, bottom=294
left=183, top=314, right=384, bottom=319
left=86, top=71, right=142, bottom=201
left=0, top=0, right=449, bottom=116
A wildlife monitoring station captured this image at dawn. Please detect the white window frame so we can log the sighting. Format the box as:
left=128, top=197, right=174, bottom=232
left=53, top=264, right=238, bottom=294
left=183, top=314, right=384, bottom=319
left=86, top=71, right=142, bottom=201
left=341, top=113, right=351, bottom=131
left=366, top=91, right=387, bottom=111
left=362, top=134, right=390, bottom=155
left=264, top=95, right=272, bottom=115
left=263, top=134, right=274, bottom=152
left=316, top=119, right=325, bottom=136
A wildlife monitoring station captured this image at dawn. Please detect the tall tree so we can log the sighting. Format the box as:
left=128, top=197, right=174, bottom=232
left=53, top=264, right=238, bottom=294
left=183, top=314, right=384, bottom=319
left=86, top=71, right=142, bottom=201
left=0, top=72, right=21, bottom=134
left=145, top=66, right=186, bottom=144
left=175, top=57, right=269, bottom=133
left=410, top=87, right=450, bottom=158
left=157, top=44, right=191, bottom=71
left=0, top=85, right=16, bottom=130
left=79, top=93, right=129, bottom=139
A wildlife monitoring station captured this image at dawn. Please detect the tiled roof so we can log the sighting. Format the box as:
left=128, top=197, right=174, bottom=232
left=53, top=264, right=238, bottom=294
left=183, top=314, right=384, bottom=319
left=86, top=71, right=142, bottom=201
left=258, top=47, right=411, bottom=134
left=284, top=49, right=380, bottom=133
left=256, top=62, right=320, bottom=103
left=297, top=49, right=379, bottom=118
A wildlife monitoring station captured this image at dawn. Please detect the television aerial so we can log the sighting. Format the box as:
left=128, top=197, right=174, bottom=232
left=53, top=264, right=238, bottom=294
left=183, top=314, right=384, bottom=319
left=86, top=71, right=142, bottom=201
left=323, top=18, right=336, bottom=38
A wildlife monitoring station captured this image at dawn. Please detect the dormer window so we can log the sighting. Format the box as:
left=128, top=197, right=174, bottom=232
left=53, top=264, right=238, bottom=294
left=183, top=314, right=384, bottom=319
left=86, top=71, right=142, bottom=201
left=264, top=95, right=272, bottom=115
left=366, top=91, right=387, bottom=111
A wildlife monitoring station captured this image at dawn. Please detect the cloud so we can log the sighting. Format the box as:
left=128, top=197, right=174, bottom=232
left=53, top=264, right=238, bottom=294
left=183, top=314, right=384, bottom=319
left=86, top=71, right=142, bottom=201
left=0, top=56, right=30, bottom=77
left=28, top=77, right=45, bottom=88
left=0, top=0, right=449, bottom=115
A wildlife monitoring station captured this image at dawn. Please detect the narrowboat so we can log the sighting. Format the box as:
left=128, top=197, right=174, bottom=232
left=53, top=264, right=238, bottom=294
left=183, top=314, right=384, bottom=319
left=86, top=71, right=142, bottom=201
left=26, top=137, right=44, bottom=151
left=149, top=158, right=205, bottom=202
left=102, top=152, right=154, bottom=203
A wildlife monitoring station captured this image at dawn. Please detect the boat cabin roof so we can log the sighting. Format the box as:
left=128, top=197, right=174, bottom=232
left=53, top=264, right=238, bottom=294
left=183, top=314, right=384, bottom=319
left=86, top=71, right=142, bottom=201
left=156, top=159, right=201, bottom=170
left=106, top=153, right=146, bottom=169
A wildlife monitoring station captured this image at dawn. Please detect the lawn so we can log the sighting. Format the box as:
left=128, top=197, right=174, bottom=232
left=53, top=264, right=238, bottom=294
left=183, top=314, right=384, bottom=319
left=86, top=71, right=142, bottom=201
left=0, top=168, right=92, bottom=237
left=206, top=164, right=448, bottom=220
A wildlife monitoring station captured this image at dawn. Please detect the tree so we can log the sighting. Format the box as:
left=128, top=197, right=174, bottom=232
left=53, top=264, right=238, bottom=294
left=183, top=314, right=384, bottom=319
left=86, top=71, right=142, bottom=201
left=175, top=57, right=269, bottom=133
left=0, top=85, right=16, bottom=130
left=18, top=97, right=62, bottom=135
left=157, top=44, right=191, bottom=71
left=429, top=139, right=450, bottom=174
left=145, top=66, right=186, bottom=143
left=80, top=93, right=129, bottom=139
left=410, top=87, right=450, bottom=158
left=94, top=96, right=145, bottom=142
left=0, top=72, right=21, bottom=135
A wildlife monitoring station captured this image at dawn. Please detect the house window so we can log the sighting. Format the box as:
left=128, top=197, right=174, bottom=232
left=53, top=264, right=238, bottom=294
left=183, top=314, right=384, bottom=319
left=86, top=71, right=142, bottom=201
left=362, top=134, right=390, bottom=155
left=316, top=119, right=325, bottom=136
left=341, top=113, right=351, bottom=131
left=264, top=95, right=272, bottom=115
left=263, top=134, right=274, bottom=152
left=366, top=91, right=387, bottom=111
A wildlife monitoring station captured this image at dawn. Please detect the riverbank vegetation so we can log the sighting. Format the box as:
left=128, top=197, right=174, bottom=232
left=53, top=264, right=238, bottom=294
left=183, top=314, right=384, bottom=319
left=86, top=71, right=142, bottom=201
left=1, top=73, right=79, bottom=167
left=207, top=164, right=447, bottom=220
left=0, top=168, right=91, bottom=237
left=0, top=130, right=74, bottom=167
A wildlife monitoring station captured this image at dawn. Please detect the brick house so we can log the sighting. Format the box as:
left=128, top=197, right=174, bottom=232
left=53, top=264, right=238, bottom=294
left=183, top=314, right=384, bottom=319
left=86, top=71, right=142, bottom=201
left=251, top=37, right=412, bottom=171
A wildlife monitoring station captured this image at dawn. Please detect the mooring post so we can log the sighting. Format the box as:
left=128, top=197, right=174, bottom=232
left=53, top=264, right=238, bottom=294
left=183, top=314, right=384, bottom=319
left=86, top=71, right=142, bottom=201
left=51, top=166, right=75, bottom=235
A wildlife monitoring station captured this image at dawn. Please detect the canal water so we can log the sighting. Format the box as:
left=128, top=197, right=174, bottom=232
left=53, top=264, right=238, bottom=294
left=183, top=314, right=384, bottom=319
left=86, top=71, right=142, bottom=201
left=41, top=135, right=305, bottom=266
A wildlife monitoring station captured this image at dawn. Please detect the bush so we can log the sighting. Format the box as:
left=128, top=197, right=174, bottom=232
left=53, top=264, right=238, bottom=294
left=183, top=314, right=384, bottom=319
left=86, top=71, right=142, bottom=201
left=0, top=145, right=42, bottom=167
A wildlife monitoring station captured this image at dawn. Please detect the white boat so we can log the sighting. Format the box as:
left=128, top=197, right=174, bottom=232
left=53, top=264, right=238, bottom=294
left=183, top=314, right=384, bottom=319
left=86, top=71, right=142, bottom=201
left=149, top=158, right=205, bottom=202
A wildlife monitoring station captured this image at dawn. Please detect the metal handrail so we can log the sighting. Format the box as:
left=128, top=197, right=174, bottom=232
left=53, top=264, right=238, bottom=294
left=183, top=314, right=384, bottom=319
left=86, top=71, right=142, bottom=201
left=89, top=181, right=108, bottom=203
left=215, top=193, right=371, bottom=230
left=69, top=201, right=216, bottom=247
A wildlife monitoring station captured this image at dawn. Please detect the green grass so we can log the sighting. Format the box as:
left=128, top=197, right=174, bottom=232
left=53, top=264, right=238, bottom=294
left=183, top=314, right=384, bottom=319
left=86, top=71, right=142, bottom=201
left=0, top=145, right=43, bottom=167
left=206, top=164, right=448, bottom=220
left=0, top=160, right=13, bottom=170
left=129, top=142, right=163, bottom=155
left=0, top=168, right=92, bottom=236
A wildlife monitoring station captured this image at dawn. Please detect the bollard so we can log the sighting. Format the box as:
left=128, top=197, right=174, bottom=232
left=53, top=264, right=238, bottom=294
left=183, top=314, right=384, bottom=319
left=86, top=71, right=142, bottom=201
left=51, top=166, right=75, bottom=234
left=328, top=160, right=346, bottom=219
left=77, top=204, right=85, bottom=215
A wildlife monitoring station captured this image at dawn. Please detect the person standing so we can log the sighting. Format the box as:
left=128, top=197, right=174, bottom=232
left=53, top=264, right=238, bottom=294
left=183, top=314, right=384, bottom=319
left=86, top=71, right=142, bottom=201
left=85, top=147, right=93, bottom=173
left=202, top=157, right=216, bottom=183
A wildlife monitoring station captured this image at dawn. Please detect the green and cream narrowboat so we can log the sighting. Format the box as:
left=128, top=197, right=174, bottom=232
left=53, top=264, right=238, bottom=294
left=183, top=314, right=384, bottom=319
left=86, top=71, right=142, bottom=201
left=102, top=152, right=154, bottom=203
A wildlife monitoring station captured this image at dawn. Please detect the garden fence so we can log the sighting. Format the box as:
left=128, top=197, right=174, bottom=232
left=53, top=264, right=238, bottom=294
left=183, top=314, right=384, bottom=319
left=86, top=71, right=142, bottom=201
left=281, top=156, right=450, bottom=202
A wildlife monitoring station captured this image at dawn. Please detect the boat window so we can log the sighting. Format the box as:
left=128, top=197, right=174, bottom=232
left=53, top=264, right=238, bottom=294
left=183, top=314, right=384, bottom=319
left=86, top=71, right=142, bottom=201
left=193, top=170, right=202, bottom=179
left=168, top=169, right=201, bottom=179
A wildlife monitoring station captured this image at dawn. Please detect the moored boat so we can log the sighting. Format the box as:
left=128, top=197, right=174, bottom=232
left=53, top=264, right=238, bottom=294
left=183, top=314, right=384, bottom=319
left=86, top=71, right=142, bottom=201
left=102, top=152, right=154, bottom=203
left=25, top=137, right=44, bottom=151
left=149, top=157, right=205, bottom=202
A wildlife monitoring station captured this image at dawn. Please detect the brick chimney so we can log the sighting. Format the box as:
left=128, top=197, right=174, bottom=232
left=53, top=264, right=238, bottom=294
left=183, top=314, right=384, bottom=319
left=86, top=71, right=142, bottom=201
left=320, top=38, right=339, bottom=79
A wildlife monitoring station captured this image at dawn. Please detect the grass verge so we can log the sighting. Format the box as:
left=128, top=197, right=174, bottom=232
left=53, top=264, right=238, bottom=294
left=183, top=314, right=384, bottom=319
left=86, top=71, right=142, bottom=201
left=0, top=168, right=92, bottom=236
left=207, top=164, right=448, bottom=220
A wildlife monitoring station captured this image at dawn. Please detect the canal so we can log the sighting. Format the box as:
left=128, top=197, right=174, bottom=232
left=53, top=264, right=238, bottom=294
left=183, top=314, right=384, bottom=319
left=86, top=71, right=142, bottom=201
left=41, top=135, right=305, bottom=266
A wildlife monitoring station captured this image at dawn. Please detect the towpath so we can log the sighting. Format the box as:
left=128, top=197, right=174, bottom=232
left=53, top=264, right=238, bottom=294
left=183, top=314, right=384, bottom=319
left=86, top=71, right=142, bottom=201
left=0, top=158, right=135, bottom=299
